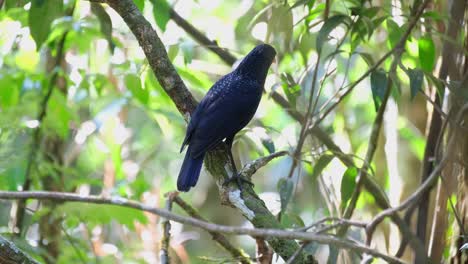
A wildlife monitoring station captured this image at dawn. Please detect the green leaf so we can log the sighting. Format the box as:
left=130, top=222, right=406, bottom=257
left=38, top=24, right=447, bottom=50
left=91, top=3, right=114, bottom=53
left=151, top=0, right=170, bottom=32
left=306, top=3, right=325, bottom=25
left=0, top=74, right=20, bottom=108
left=57, top=203, right=147, bottom=230
left=372, top=16, right=388, bottom=29
left=290, top=0, right=313, bottom=10
left=282, top=83, right=301, bottom=108
left=362, top=7, right=380, bottom=19
left=407, top=68, right=423, bottom=100
left=110, top=144, right=123, bottom=180
left=261, top=137, right=275, bottom=154
left=358, top=52, right=375, bottom=67
left=134, top=0, right=145, bottom=11
left=180, top=41, right=194, bottom=64
left=418, top=36, right=436, bottom=72
left=316, top=15, right=350, bottom=52
left=421, top=11, right=445, bottom=21
left=177, top=66, right=212, bottom=91
left=277, top=178, right=294, bottom=212
left=424, top=72, right=445, bottom=100
left=125, top=74, right=148, bottom=105
left=370, top=69, right=388, bottom=111
left=280, top=73, right=301, bottom=108
left=386, top=19, right=402, bottom=49
left=29, top=0, right=63, bottom=49
left=167, top=44, right=179, bottom=61
left=340, top=167, right=358, bottom=206
left=45, top=91, right=73, bottom=139
left=361, top=17, right=374, bottom=39
left=310, top=154, right=334, bottom=182
left=0, top=165, right=26, bottom=190
left=4, top=0, right=29, bottom=9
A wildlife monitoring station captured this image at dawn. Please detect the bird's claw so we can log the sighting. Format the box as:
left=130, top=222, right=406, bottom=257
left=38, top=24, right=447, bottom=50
left=222, top=174, right=254, bottom=191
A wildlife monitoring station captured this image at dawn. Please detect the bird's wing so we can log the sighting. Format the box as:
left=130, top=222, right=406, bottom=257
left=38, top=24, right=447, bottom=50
left=189, top=79, right=261, bottom=158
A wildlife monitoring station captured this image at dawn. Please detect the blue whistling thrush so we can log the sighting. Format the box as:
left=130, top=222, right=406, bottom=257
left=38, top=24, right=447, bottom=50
left=177, top=44, right=276, bottom=191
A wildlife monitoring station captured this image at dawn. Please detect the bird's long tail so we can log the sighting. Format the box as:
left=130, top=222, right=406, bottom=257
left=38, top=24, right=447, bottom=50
left=177, top=145, right=204, bottom=192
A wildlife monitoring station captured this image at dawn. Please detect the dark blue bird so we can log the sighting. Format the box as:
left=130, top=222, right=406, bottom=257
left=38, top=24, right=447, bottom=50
left=177, top=44, right=276, bottom=192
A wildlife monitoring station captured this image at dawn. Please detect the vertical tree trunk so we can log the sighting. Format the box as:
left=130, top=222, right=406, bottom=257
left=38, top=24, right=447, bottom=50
left=442, top=0, right=467, bottom=262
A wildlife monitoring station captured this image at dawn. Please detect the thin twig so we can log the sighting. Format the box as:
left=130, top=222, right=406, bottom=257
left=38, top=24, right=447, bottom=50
left=297, top=217, right=366, bottom=232
left=285, top=243, right=308, bottom=264
left=172, top=195, right=252, bottom=264
left=240, top=151, right=289, bottom=180
left=160, top=192, right=176, bottom=264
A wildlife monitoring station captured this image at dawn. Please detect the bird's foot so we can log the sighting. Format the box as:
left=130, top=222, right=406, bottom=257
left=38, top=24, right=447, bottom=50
left=222, top=174, right=254, bottom=191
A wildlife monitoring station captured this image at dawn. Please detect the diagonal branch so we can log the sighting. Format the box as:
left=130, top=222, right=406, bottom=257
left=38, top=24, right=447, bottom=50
left=172, top=194, right=252, bottom=264
left=0, top=235, right=40, bottom=264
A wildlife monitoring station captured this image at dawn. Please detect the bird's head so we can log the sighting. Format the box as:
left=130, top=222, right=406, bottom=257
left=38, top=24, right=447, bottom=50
left=234, top=44, right=276, bottom=82
left=248, top=44, right=277, bottom=63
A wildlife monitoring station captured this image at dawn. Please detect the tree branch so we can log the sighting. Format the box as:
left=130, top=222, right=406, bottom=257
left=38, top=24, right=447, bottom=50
left=0, top=235, right=41, bottom=264
left=0, top=190, right=407, bottom=264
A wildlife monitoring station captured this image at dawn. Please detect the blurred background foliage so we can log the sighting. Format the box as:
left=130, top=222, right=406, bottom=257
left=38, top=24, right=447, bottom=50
left=0, top=0, right=465, bottom=263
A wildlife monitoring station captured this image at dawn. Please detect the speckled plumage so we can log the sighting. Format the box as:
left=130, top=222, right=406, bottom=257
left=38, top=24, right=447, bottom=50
left=177, top=44, right=276, bottom=192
